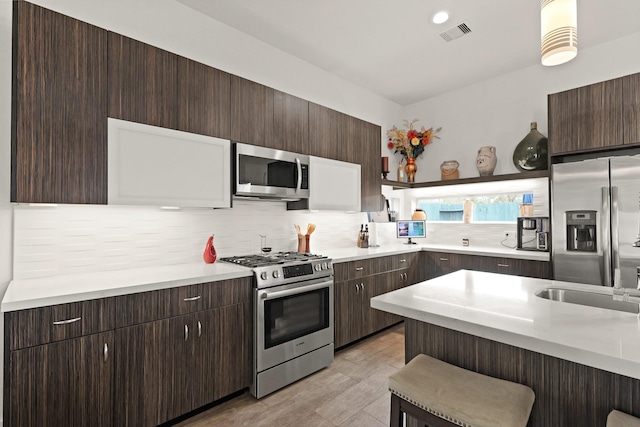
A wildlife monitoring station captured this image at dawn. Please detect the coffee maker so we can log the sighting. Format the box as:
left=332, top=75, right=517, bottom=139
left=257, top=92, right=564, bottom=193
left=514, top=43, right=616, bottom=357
left=517, top=217, right=549, bottom=251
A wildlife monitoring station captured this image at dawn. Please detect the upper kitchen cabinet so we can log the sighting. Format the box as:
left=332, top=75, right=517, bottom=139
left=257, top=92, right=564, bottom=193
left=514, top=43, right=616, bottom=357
left=308, top=103, right=348, bottom=161
left=108, top=33, right=178, bottom=129
left=274, top=90, right=309, bottom=153
left=230, top=76, right=274, bottom=147
left=11, top=1, right=108, bottom=204
left=548, top=77, right=624, bottom=155
left=623, top=73, right=640, bottom=145
left=352, top=117, right=384, bottom=212
left=308, top=156, right=360, bottom=211
left=177, top=57, right=231, bottom=139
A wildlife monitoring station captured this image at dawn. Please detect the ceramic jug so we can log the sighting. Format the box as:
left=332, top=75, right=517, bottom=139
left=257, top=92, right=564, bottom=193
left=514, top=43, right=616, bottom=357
left=476, top=146, right=497, bottom=176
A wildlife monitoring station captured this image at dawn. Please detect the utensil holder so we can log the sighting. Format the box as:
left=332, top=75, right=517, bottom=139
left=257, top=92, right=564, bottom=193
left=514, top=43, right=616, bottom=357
left=298, top=235, right=306, bottom=253
left=304, top=235, right=310, bottom=253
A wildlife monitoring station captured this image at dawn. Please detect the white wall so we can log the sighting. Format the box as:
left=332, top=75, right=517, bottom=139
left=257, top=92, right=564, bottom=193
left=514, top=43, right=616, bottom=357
left=389, top=32, right=640, bottom=183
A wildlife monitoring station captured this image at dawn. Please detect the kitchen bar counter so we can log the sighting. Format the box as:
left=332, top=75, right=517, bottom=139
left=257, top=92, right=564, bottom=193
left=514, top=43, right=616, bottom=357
left=1, top=262, right=252, bottom=312
left=371, top=270, right=640, bottom=380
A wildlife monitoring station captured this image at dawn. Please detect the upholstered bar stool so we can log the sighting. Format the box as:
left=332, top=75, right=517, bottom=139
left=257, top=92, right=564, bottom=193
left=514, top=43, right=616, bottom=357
left=607, top=410, right=640, bottom=427
left=388, top=354, right=535, bottom=427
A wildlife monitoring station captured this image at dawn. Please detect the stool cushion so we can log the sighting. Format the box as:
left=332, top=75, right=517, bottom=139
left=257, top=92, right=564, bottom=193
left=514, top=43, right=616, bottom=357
left=389, top=354, right=535, bottom=427
left=608, top=410, right=640, bottom=427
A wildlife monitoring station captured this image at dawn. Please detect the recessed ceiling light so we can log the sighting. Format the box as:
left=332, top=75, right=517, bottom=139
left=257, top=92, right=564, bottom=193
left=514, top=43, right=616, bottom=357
left=432, top=11, right=450, bottom=25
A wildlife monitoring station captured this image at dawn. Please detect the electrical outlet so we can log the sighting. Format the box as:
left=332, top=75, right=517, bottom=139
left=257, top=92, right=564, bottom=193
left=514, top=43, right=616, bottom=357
left=462, top=238, right=469, bottom=246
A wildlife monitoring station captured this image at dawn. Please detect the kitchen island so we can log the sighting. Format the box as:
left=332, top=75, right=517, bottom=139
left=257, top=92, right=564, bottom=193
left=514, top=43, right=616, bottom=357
left=371, top=270, right=640, bottom=426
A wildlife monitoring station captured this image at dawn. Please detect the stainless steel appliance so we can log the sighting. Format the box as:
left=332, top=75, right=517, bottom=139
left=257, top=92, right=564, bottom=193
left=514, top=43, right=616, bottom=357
left=517, top=217, right=549, bottom=251
left=220, top=252, right=333, bottom=398
left=552, top=155, right=640, bottom=287
left=234, top=143, right=309, bottom=201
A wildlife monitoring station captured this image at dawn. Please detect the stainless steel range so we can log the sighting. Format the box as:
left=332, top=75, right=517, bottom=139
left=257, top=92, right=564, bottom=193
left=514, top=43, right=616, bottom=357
left=220, top=252, right=334, bottom=398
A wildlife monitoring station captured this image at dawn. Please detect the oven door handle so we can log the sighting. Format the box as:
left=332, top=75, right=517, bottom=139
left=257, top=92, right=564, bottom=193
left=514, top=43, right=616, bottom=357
left=259, top=280, right=332, bottom=301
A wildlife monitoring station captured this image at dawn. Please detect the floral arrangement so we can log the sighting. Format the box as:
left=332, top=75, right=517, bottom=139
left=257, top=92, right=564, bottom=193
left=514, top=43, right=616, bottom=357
left=387, top=119, right=442, bottom=160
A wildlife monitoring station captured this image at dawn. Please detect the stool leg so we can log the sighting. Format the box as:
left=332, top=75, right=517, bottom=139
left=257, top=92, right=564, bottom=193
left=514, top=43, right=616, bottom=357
left=390, top=393, right=402, bottom=427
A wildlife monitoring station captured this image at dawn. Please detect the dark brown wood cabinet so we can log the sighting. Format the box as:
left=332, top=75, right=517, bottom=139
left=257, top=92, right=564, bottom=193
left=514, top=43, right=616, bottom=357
left=548, top=77, right=624, bottom=155
left=623, top=73, right=640, bottom=145
left=230, top=76, right=274, bottom=147
left=425, top=250, right=551, bottom=280
left=177, top=57, right=231, bottom=139
left=334, top=253, right=422, bottom=348
left=308, top=103, right=348, bottom=160
left=274, top=90, right=309, bottom=153
left=11, top=1, right=108, bottom=204
left=108, top=33, right=178, bottom=129
left=4, top=277, right=252, bottom=427
left=5, top=332, right=114, bottom=427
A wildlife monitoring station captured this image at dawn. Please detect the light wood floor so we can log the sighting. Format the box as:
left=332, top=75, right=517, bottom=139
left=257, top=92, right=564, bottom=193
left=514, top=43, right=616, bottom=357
left=175, top=323, right=405, bottom=427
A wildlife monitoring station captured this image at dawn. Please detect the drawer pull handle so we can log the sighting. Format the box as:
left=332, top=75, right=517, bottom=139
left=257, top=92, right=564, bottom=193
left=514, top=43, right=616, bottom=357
left=103, top=342, right=109, bottom=363
left=498, top=264, right=510, bottom=268
left=355, top=267, right=364, bottom=271
left=399, top=259, right=406, bottom=263
left=439, top=258, right=449, bottom=262
left=183, top=295, right=201, bottom=302
left=198, top=321, right=202, bottom=337
left=184, top=324, right=189, bottom=341
left=53, top=317, right=81, bottom=325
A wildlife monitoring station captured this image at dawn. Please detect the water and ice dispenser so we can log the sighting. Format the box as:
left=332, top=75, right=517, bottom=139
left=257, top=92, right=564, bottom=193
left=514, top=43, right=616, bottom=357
left=566, top=210, right=597, bottom=252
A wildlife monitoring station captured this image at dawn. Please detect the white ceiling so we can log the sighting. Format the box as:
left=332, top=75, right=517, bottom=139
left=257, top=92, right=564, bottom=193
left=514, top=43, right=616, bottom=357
left=176, top=0, right=640, bottom=106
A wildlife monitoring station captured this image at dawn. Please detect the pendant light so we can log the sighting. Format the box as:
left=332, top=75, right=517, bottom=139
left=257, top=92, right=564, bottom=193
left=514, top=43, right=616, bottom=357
left=541, top=0, right=577, bottom=66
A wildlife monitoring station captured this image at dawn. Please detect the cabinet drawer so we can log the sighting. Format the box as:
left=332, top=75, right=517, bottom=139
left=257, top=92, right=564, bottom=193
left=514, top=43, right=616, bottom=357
left=115, top=277, right=252, bottom=328
left=390, top=252, right=418, bottom=270
left=333, top=258, right=374, bottom=282
left=6, top=298, right=115, bottom=351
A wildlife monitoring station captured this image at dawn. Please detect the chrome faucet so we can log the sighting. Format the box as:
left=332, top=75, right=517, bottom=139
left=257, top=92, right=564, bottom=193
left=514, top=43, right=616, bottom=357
left=612, top=267, right=640, bottom=304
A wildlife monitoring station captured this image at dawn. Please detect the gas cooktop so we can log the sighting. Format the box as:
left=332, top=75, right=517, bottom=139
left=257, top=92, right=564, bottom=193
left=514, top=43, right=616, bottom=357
left=220, top=252, right=328, bottom=268
left=220, top=252, right=332, bottom=288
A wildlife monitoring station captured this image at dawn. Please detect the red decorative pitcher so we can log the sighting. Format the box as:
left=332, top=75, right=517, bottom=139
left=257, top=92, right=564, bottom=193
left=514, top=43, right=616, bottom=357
left=203, top=235, right=217, bottom=264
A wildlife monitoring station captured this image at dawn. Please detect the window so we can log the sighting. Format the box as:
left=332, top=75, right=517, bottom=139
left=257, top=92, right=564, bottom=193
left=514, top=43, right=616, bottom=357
left=416, top=194, right=523, bottom=223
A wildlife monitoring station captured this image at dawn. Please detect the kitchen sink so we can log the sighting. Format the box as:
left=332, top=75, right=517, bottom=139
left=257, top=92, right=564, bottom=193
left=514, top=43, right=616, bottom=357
left=535, top=288, right=640, bottom=314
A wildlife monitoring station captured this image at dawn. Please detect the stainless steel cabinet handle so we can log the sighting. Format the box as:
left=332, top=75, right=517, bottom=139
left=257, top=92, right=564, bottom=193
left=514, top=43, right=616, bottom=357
left=497, top=263, right=510, bottom=268
left=439, top=258, right=449, bottom=262
left=361, top=283, right=365, bottom=292
left=183, top=295, right=201, bottom=302
left=403, top=272, right=408, bottom=280
left=184, top=324, right=189, bottom=341
left=53, top=317, right=81, bottom=325
left=400, top=273, right=404, bottom=281
left=198, top=321, right=202, bottom=337
left=355, top=267, right=364, bottom=271
left=103, top=342, right=108, bottom=363
left=355, top=283, right=359, bottom=294
left=399, top=259, right=406, bottom=263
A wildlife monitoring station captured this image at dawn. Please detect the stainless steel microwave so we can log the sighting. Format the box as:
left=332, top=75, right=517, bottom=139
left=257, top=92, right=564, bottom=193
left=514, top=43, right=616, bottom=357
left=233, top=143, right=309, bottom=201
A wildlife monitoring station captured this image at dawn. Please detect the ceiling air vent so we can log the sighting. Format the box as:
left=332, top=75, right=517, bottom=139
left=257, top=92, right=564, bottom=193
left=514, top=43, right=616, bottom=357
left=439, top=20, right=472, bottom=42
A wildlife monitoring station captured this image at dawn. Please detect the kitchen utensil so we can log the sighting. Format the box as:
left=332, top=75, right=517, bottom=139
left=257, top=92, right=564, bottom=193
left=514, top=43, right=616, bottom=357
left=295, top=224, right=302, bottom=236
left=307, top=223, right=316, bottom=235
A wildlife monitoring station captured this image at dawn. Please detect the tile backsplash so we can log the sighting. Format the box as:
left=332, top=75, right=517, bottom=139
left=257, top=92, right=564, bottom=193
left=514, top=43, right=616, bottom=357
left=13, top=201, right=367, bottom=280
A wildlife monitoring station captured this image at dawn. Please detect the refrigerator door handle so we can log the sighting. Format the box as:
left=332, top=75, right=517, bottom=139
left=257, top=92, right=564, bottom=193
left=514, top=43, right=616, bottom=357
left=602, top=186, right=612, bottom=287
left=611, top=186, right=620, bottom=287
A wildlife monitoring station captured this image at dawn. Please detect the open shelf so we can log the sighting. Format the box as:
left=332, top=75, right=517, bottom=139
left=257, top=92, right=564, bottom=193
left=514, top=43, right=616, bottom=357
left=381, top=169, right=549, bottom=190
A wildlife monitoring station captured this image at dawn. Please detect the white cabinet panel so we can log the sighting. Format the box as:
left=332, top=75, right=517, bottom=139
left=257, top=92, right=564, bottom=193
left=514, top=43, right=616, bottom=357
left=309, top=156, right=360, bottom=211
left=108, top=118, right=231, bottom=208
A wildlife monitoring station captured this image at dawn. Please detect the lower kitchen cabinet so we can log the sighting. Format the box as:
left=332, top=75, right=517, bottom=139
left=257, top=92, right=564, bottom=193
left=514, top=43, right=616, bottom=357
left=334, top=253, right=420, bottom=348
left=4, top=277, right=252, bottom=427
left=114, top=304, right=251, bottom=427
left=5, top=332, right=114, bottom=427
left=425, top=251, right=551, bottom=280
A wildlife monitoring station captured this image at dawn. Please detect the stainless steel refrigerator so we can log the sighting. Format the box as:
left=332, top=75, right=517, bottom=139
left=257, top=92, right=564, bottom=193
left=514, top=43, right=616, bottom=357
left=552, top=155, right=640, bottom=288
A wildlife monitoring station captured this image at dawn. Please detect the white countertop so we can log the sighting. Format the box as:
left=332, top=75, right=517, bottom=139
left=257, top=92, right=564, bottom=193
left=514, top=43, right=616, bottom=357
left=371, top=270, right=640, bottom=380
left=2, top=244, right=548, bottom=312
left=2, top=262, right=252, bottom=312
left=322, top=243, right=549, bottom=263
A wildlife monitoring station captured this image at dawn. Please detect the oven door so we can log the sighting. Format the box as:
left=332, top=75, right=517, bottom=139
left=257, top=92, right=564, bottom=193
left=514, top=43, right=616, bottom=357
left=235, top=143, right=309, bottom=200
left=256, top=277, right=333, bottom=372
